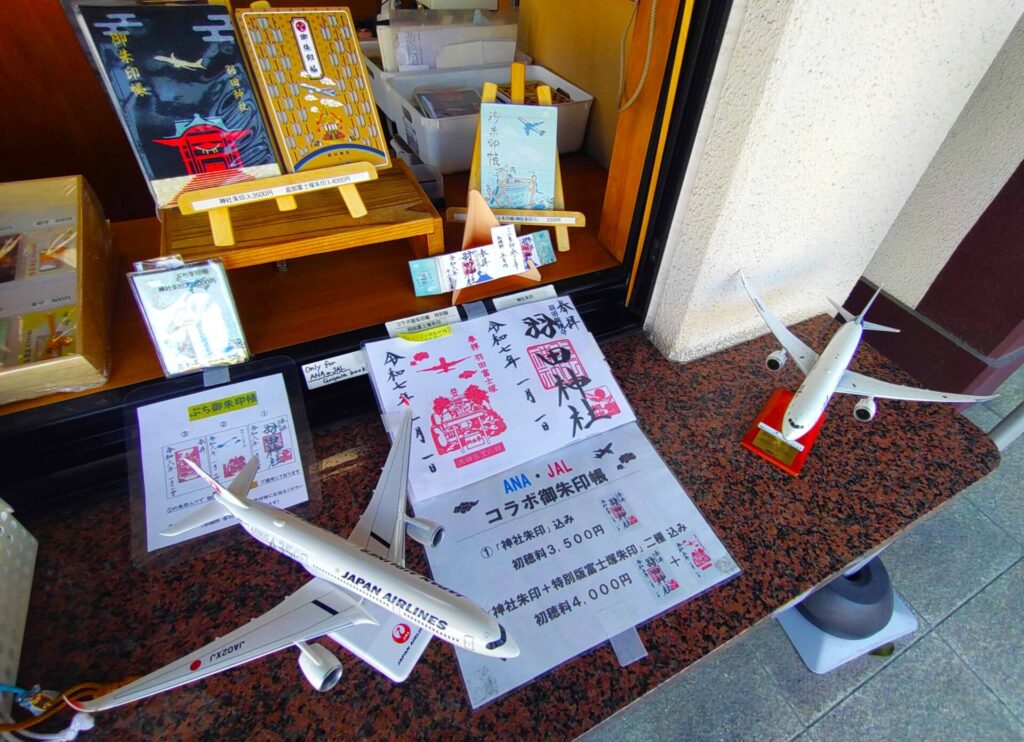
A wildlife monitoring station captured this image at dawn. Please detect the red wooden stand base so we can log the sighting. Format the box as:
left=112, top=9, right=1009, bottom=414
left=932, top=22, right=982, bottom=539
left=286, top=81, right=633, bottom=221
left=741, top=388, right=825, bottom=476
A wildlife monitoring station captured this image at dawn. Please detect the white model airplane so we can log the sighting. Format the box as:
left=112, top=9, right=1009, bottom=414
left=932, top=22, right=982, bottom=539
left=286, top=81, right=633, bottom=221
left=68, top=414, right=517, bottom=713
left=153, top=53, right=206, bottom=70
left=739, top=271, right=994, bottom=448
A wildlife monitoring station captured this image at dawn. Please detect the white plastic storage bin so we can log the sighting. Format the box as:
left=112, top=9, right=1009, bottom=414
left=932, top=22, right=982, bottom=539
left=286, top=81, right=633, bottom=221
left=362, top=40, right=531, bottom=128
left=385, top=65, right=592, bottom=174
left=361, top=40, right=403, bottom=126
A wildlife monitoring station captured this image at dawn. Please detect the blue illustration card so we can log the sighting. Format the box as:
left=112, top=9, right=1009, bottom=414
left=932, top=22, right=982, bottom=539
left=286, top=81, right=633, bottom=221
left=78, top=5, right=281, bottom=208
left=480, top=103, right=557, bottom=211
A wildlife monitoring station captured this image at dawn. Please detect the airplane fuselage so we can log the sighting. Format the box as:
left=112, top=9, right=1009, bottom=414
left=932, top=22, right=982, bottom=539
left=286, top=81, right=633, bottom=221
left=219, top=496, right=516, bottom=658
left=781, top=321, right=863, bottom=441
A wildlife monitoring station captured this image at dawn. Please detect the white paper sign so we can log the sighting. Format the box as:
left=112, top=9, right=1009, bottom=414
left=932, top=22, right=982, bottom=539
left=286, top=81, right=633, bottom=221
left=414, top=423, right=740, bottom=707
left=136, top=373, right=309, bottom=552
left=364, top=297, right=636, bottom=503
left=491, top=284, right=558, bottom=311
left=302, top=349, right=367, bottom=389
left=384, top=306, right=461, bottom=338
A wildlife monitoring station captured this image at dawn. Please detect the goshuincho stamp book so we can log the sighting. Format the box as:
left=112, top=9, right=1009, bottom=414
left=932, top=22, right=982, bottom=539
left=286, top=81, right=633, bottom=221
left=235, top=7, right=390, bottom=172
left=77, top=4, right=281, bottom=208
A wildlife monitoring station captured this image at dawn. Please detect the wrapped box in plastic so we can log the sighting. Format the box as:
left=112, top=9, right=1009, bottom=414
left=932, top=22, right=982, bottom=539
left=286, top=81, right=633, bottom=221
left=0, top=176, right=115, bottom=406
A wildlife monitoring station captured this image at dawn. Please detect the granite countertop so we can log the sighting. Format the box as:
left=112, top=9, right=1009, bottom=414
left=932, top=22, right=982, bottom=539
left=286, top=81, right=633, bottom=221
left=17, top=317, right=999, bottom=740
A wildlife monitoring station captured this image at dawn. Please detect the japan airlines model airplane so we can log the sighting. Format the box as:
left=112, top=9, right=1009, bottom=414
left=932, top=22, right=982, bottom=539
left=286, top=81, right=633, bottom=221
left=739, top=271, right=994, bottom=447
left=68, top=414, right=517, bottom=713
left=153, top=53, right=206, bottom=70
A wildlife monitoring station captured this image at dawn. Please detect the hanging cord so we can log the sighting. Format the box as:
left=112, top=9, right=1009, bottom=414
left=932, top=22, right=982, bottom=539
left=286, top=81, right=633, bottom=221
left=0, top=679, right=133, bottom=737
left=618, top=0, right=659, bottom=112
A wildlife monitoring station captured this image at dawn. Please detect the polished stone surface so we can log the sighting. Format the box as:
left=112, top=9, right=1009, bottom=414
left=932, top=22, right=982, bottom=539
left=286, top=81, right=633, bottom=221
left=17, top=317, right=1000, bottom=740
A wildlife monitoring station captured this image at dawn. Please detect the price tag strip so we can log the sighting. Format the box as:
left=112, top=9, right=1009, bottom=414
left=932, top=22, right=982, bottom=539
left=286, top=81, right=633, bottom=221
left=175, top=162, right=378, bottom=247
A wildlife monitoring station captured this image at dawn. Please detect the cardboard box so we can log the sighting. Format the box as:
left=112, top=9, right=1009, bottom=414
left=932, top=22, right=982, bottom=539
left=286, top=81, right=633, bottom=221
left=0, top=176, right=114, bottom=405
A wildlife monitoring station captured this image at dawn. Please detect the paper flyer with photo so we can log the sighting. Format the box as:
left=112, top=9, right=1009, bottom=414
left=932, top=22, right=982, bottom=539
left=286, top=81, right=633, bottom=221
left=136, top=373, right=309, bottom=552
left=363, top=297, right=635, bottom=503
left=414, top=422, right=740, bottom=707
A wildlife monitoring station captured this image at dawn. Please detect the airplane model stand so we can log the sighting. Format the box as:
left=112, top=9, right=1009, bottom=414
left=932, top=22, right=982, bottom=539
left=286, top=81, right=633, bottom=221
left=174, top=162, right=378, bottom=247
left=445, top=62, right=585, bottom=252
left=450, top=189, right=542, bottom=306
left=741, top=388, right=825, bottom=476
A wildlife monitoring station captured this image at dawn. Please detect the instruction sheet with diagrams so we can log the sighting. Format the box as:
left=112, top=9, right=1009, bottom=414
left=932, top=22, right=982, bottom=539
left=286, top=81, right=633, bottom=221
left=363, top=297, right=739, bottom=706
left=136, top=373, right=309, bottom=552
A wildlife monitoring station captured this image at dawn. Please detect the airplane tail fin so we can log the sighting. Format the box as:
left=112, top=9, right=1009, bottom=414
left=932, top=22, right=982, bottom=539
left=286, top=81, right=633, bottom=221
left=828, top=298, right=856, bottom=323
left=183, top=456, right=257, bottom=509
left=856, top=286, right=883, bottom=323
left=846, top=286, right=900, bottom=333
left=227, top=456, right=260, bottom=499
left=831, top=286, right=897, bottom=329
left=862, top=320, right=900, bottom=333
left=161, top=457, right=258, bottom=536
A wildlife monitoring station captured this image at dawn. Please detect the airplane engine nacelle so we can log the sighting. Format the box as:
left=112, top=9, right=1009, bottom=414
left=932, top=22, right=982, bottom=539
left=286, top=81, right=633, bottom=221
left=766, top=350, right=787, bottom=371
left=853, top=397, right=877, bottom=422
left=405, top=516, right=445, bottom=548
left=298, top=643, right=343, bottom=692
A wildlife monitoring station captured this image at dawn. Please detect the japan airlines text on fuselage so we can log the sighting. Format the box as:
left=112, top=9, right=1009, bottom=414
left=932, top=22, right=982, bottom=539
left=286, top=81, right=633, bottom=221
left=782, top=320, right=863, bottom=441
left=223, top=497, right=518, bottom=658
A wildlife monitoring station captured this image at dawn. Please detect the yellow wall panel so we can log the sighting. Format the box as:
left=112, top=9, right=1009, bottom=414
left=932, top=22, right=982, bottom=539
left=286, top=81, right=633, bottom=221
left=518, top=0, right=635, bottom=168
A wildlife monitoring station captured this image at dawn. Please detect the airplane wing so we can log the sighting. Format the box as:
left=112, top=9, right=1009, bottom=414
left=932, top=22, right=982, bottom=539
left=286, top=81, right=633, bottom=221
left=835, top=370, right=995, bottom=403
left=739, top=271, right=819, bottom=375
left=349, top=412, right=413, bottom=566
left=69, top=579, right=376, bottom=712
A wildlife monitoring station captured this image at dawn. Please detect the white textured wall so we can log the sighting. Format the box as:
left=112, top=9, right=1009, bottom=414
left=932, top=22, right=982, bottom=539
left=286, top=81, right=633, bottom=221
left=864, top=14, right=1024, bottom=309
left=646, top=0, right=1024, bottom=363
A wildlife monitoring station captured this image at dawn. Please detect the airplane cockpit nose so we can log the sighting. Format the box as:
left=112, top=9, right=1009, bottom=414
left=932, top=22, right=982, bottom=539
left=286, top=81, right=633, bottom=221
left=500, top=631, right=520, bottom=659
left=485, top=623, right=520, bottom=658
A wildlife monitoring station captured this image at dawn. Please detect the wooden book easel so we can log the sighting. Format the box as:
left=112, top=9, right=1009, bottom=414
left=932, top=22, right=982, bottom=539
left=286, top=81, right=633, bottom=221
left=451, top=189, right=541, bottom=305
left=445, top=62, right=585, bottom=252
left=175, top=162, right=378, bottom=247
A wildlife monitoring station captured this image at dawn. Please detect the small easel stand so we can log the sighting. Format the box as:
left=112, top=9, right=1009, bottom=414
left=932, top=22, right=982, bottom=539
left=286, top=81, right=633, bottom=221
left=176, top=162, right=378, bottom=247
left=451, top=190, right=541, bottom=305
left=445, top=62, right=585, bottom=253
left=740, top=388, right=825, bottom=476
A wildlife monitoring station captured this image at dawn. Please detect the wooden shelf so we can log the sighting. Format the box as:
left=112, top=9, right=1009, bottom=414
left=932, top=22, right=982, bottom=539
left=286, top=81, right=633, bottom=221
left=0, top=153, right=620, bottom=417
left=161, top=159, right=443, bottom=267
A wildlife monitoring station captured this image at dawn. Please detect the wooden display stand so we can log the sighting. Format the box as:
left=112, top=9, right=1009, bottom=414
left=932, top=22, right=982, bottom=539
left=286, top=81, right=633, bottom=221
left=160, top=159, right=444, bottom=269
left=445, top=62, right=585, bottom=252
left=451, top=190, right=541, bottom=305
left=175, top=162, right=378, bottom=248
